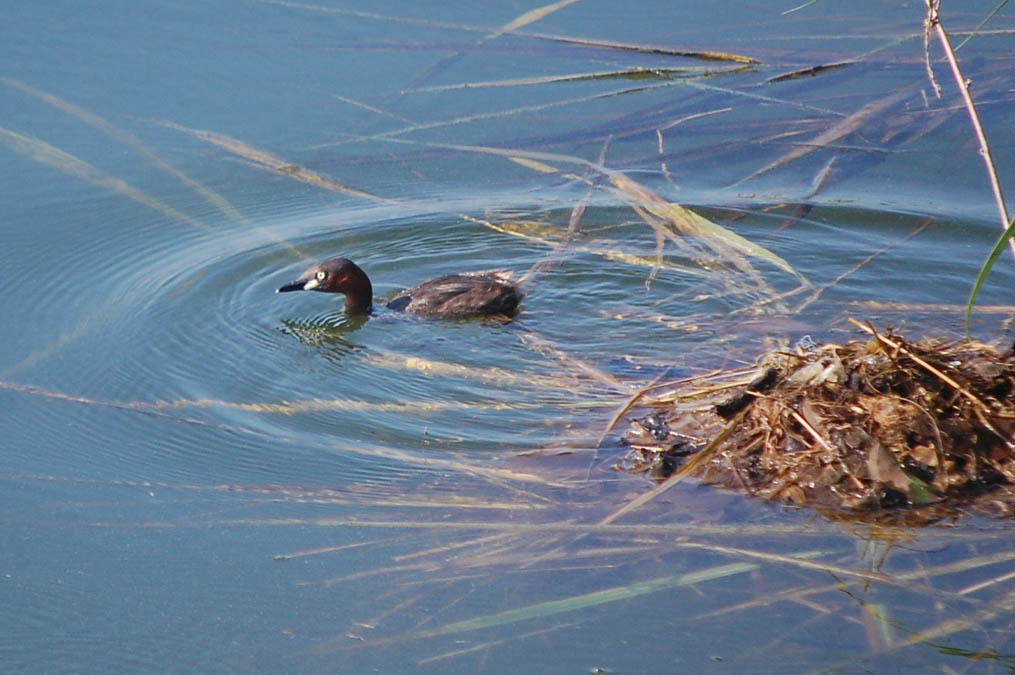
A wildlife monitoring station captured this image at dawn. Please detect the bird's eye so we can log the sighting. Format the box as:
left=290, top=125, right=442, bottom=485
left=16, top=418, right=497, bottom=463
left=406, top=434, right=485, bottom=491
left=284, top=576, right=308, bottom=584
left=316, top=271, right=326, bottom=281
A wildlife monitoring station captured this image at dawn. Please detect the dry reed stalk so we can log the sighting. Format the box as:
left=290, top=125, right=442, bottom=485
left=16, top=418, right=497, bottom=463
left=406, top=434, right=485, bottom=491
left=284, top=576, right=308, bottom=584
left=924, top=0, right=1011, bottom=248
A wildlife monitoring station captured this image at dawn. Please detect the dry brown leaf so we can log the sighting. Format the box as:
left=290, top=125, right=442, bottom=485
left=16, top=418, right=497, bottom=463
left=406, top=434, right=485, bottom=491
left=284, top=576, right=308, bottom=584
left=867, top=441, right=911, bottom=493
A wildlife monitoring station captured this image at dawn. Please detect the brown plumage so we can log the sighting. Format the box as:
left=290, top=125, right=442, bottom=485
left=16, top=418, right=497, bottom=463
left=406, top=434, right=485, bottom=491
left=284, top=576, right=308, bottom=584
left=277, top=257, right=521, bottom=318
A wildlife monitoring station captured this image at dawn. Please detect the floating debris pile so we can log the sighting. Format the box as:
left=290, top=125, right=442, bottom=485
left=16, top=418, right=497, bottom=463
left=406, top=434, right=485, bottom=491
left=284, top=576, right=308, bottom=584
left=622, top=326, right=1015, bottom=521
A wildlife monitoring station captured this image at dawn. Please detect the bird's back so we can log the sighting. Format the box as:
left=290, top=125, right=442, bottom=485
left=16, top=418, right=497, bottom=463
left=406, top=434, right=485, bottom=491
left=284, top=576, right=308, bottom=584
left=386, top=270, right=521, bottom=318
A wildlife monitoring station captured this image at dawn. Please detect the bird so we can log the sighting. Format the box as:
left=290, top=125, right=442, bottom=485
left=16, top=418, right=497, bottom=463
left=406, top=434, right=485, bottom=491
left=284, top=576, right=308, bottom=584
left=277, top=257, right=522, bottom=319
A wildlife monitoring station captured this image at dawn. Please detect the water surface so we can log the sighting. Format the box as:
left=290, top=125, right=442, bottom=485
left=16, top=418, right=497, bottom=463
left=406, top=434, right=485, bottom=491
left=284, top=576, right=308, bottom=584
left=3, top=1, right=1015, bottom=672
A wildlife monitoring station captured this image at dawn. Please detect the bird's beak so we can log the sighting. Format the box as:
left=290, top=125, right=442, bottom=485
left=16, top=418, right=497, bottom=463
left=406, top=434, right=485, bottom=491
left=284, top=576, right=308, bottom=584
left=277, top=276, right=320, bottom=293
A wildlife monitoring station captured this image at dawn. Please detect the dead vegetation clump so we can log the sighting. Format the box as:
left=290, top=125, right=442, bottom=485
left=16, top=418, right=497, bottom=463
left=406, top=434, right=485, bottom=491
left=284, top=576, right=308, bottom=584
left=622, top=325, right=1015, bottom=522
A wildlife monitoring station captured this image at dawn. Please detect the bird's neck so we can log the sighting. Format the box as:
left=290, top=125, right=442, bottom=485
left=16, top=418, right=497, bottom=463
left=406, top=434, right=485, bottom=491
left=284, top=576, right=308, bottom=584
left=342, top=268, right=373, bottom=314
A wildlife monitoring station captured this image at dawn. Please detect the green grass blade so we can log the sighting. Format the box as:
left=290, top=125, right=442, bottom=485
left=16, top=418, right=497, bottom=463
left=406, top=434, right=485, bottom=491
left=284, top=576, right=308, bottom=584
left=413, top=563, right=758, bottom=638
left=965, top=213, right=1015, bottom=332
left=413, top=550, right=830, bottom=638
left=955, top=0, right=1012, bottom=50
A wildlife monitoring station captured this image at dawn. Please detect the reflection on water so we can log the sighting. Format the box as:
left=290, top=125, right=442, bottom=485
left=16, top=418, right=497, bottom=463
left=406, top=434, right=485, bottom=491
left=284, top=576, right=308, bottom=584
left=280, top=315, right=368, bottom=358
left=2, top=0, right=1015, bottom=671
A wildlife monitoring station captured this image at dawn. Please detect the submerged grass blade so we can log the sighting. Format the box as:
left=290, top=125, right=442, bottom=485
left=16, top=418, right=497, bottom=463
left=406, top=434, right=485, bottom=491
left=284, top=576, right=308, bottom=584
left=462, top=140, right=804, bottom=289
left=677, top=541, right=937, bottom=594
left=524, top=33, right=760, bottom=64
left=363, top=349, right=590, bottom=392
left=156, top=395, right=584, bottom=415
left=700, top=536, right=1015, bottom=622
left=0, top=126, right=204, bottom=229
left=160, top=120, right=395, bottom=203
left=411, top=562, right=759, bottom=638
left=0, top=379, right=563, bottom=486
left=3, top=77, right=246, bottom=223
left=767, top=61, right=853, bottom=83
left=407, top=66, right=729, bottom=92
left=376, top=135, right=804, bottom=296
left=463, top=214, right=724, bottom=281
left=383, top=135, right=801, bottom=288
left=417, top=624, right=572, bottom=665
left=607, top=172, right=805, bottom=284
left=335, top=88, right=642, bottom=147
left=797, top=218, right=933, bottom=313
left=781, top=0, right=823, bottom=15
left=263, top=0, right=758, bottom=64
left=506, top=156, right=559, bottom=174
left=498, top=0, right=580, bottom=34
left=4, top=80, right=305, bottom=257
left=520, top=153, right=599, bottom=285
left=258, top=0, right=494, bottom=32
left=365, top=79, right=775, bottom=149
left=899, top=589, right=1015, bottom=648
left=734, top=88, right=910, bottom=185
left=516, top=328, right=631, bottom=393
left=332, top=94, right=415, bottom=124
left=404, top=0, right=580, bottom=88
left=0, top=321, right=95, bottom=379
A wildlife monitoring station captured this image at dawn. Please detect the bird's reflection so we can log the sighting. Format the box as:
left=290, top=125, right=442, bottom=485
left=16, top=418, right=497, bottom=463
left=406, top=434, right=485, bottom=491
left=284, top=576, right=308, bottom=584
left=279, top=313, right=370, bottom=363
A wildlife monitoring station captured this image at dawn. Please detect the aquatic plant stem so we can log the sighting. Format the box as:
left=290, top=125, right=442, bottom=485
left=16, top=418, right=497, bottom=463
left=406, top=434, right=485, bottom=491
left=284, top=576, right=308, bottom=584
left=925, top=0, right=1011, bottom=253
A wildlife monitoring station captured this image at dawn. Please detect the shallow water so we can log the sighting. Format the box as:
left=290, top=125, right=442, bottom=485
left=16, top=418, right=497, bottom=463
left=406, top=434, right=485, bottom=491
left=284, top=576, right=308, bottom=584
left=3, top=1, right=1015, bottom=672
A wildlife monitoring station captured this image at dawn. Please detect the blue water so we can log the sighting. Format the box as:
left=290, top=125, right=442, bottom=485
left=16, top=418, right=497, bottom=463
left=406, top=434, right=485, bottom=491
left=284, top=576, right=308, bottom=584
left=3, top=0, right=1015, bottom=672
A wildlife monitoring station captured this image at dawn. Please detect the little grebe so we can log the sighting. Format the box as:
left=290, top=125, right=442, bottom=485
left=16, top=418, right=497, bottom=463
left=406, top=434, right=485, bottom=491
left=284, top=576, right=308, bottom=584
left=277, top=257, right=522, bottom=318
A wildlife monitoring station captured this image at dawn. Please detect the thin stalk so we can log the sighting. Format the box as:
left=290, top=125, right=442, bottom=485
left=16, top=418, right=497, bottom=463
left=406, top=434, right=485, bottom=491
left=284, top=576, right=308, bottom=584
left=925, top=0, right=1011, bottom=251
